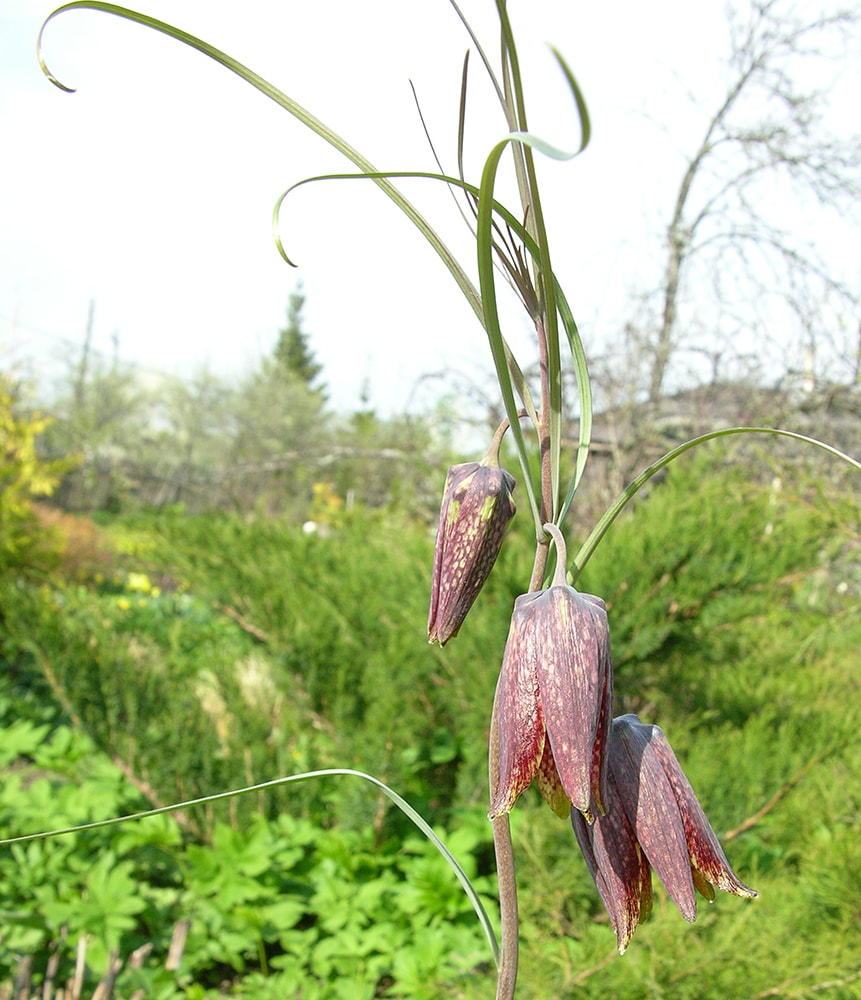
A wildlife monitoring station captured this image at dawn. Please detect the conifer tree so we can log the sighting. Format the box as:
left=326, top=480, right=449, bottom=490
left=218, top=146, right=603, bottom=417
left=273, top=284, right=325, bottom=398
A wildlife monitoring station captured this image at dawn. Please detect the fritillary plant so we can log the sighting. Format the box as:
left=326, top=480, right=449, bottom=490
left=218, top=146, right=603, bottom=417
left=7, top=3, right=857, bottom=998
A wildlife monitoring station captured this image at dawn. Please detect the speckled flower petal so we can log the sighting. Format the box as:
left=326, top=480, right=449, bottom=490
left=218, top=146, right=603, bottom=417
left=536, top=737, right=572, bottom=819
left=572, top=771, right=652, bottom=953
left=647, top=723, right=758, bottom=901
left=489, top=602, right=544, bottom=817
left=610, top=716, right=697, bottom=922
left=428, top=462, right=515, bottom=645
left=532, top=588, right=613, bottom=819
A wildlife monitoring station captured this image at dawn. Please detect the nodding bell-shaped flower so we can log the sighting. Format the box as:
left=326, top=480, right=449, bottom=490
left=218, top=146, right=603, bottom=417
left=427, top=434, right=516, bottom=646
left=489, top=523, right=613, bottom=823
left=571, top=714, right=757, bottom=953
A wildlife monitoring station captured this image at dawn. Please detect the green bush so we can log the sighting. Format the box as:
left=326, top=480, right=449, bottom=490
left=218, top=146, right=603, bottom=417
left=0, top=674, right=495, bottom=997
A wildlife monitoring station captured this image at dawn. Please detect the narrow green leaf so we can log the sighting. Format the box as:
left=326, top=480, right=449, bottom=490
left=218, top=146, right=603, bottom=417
left=477, top=140, right=543, bottom=531
left=569, top=427, right=861, bottom=584
left=550, top=47, right=591, bottom=154
left=0, top=768, right=500, bottom=968
left=457, top=49, right=472, bottom=207
left=555, top=284, right=593, bottom=517
left=447, top=0, right=507, bottom=115
left=38, top=2, right=483, bottom=324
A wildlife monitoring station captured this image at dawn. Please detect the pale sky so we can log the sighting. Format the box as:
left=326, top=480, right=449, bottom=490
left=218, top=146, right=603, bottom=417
left=1, top=0, right=857, bottom=417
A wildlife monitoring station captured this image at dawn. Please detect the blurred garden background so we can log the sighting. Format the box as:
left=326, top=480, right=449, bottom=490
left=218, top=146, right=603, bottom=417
left=1, top=277, right=859, bottom=996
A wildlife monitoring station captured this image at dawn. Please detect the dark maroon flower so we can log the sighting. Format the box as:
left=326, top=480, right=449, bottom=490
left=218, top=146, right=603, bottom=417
left=489, top=524, right=613, bottom=822
left=571, top=714, right=757, bottom=952
left=428, top=457, right=516, bottom=646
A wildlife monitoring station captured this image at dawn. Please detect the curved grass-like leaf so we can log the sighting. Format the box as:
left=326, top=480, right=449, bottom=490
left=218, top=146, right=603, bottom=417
left=477, top=140, right=544, bottom=531
left=37, top=2, right=484, bottom=323
left=39, top=2, right=594, bottom=532
left=0, top=767, right=500, bottom=968
left=476, top=125, right=591, bottom=531
left=550, top=46, right=591, bottom=155
left=271, top=166, right=593, bottom=522
left=477, top=4, right=591, bottom=527
left=495, top=7, right=591, bottom=523
left=568, top=427, right=861, bottom=584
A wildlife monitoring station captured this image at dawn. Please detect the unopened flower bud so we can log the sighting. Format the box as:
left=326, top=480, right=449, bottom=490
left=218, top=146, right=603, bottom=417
left=428, top=457, right=516, bottom=646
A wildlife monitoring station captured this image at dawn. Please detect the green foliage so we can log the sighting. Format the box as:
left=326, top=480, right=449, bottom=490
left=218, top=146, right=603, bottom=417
left=1, top=507, right=503, bottom=833
left=125, top=507, right=503, bottom=831
left=1, top=571, right=293, bottom=834
left=2, top=454, right=859, bottom=996
left=578, top=452, right=859, bottom=713
left=0, top=675, right=492, bottom=997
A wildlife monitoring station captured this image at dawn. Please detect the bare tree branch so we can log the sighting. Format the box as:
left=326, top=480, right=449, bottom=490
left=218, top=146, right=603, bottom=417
left=646, top=0, right=861, bottom=400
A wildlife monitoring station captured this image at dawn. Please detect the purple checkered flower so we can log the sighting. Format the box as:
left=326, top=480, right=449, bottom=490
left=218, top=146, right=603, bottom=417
left=489, top=525, right=613, bottom=822
left=572, top=714, right=757, bottom=952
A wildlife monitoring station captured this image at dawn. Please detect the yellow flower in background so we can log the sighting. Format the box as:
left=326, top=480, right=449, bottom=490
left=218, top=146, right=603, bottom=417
left=125, top=572, right=152, bottom=594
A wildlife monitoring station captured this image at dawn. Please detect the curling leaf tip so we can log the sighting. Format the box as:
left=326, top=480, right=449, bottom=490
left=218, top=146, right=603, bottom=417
left=37, top=8, right=77, bottom=93
left=550, top=46, right=591, bottom=154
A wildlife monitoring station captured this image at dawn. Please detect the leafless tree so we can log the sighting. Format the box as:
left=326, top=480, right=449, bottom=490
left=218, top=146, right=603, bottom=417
left=645, top=0, right=861, bottom=401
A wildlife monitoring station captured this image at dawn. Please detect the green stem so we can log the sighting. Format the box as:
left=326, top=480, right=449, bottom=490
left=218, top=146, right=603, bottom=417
left=536, top=313, right=553, bottom=528
left=490, top=707, right=519, bottom=1000
left=490, top=538, right=550, bottom=1000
